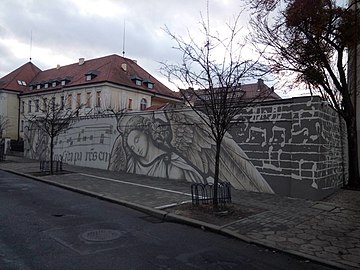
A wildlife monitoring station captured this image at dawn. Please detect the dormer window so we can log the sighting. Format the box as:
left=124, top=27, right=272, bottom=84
left=61, top=77, right=71, bottom=86
left=29, top=84, right=34, bottom=90
left=44, top=83, right=49, bottom=89
left=17, top=80, right=26, bottom=86
left=36, top=84, right=42, bottom=90
left=85, top=70, right=98, bottom=81
left=143, top=80, right=154, bottom=89
left=130, top=75, right=142, bottom=86
left=51, top=80, right=59, bottom=87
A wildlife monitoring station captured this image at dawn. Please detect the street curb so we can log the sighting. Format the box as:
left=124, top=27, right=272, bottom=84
left=165, top=213, right=221, bottom=232
left=1, top=169, right=169, bottom=219
left=1, top=168, right=355, bottom=270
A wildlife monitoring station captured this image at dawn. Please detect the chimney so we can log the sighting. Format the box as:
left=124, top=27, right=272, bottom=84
left=121, top=63, right=127, bottom=71
left=56, top=64, right=61, bottom=69
left=132, top=59, right=137, bottom=64
left=257, top=78, right=264, bottom=92
left=79, top=58, right=85, bottom=65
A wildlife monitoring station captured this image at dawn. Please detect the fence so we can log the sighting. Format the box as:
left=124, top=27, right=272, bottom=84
left=191, top=182, right=232, bottom=206
left=0, top=144, right=4, bottom=161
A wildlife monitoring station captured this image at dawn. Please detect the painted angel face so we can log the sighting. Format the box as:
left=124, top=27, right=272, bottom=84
left=127, top=129, right=148, bottom=158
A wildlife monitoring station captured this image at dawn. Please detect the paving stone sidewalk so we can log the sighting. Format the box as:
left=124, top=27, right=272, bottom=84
left=0, top=156, right=359, bottom=270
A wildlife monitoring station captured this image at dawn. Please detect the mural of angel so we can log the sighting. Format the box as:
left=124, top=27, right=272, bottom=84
left=24, top=122, right=49, bottom=160
left=108, top=109, right=274, bottom=193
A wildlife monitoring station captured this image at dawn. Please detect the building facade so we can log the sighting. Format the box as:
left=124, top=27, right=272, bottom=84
left=0, top=54, right=182, bottom=140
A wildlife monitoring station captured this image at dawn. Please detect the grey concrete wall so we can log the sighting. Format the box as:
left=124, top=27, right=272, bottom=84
left=24, top=96, right=347, bottom=200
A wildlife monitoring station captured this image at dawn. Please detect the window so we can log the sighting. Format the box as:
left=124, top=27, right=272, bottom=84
left=61, top=80, right=66, bottom=86
left=143, top=80, right=154, bottom=89
left=28, top=100, right=32, bottom=113
left=96, top=91, right=101, bottom=107
left=140, top=98, right=147, bottom=111
left=43, top=98, right=48, bottom=110
left=21, top=101, right=25, bottom=113
left=131, top=76, right=142, bottom=86
left=85, top=71, right=98, bottom=81
left=35, top=100, right=39, bottom=112
left=29, top=85, right=34, bottom=90
left=86, top=92, right=91, bottom=108
left=128, top=98, right=132, bottom=110
left=67, top=94, right=72, bottom=109
left=17, top=80, right=26, bottom=86
left=20, top=120, right=24, bottom=132
left=44, top=83, right=49, bottom=89
left=60, top=96, right=65, bottom=110
left=37, top=84, right=41, bottom=90
left=76, top=93, right=81, bottom=108
left=51, top=97, right=56, bottom=110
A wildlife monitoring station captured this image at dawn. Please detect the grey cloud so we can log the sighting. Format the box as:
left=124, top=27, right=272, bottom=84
left=0, top=0, right=247, bottom=81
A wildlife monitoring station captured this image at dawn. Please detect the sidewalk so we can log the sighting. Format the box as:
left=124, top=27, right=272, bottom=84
left=1, top=156, right=359, bottom=270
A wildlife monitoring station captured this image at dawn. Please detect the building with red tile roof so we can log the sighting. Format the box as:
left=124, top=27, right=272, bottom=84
left=0, top=62, right=41, bottom=139
left=181, top=79, right=281, bottom=106
left=0, top=54, right=182, bottom=140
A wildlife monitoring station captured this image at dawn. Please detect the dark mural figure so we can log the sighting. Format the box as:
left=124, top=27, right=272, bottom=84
left=108, top=109, right=274, bottom=193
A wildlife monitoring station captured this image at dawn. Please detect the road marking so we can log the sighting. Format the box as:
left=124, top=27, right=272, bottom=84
left=79, top=173, right=192, bottom=197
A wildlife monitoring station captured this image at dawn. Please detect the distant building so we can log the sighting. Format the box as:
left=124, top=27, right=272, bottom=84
left=181, top=78, right=281, bottom=107
left=0, top=54, right=182, bottom=140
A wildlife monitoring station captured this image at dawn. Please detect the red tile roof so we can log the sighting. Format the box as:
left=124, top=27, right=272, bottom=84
left=0, top=62, right=41, bottom=92
left=240, top=79, right=281, bottom=100
left=16, top=54, right=180, bottom=100
left=182, top=79, right=281, bottom=102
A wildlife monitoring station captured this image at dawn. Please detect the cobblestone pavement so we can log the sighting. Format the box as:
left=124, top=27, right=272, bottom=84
left=0, top=156, right=359, bottom=269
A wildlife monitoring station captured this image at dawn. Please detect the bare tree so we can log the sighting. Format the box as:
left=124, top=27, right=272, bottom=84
left=249, top=0, right=360, bottom=188
left=161, top=14, right=273, bottom=207
left=22, top=95, right=85, bottom=174
left=0, top=115, right=10, bottom=138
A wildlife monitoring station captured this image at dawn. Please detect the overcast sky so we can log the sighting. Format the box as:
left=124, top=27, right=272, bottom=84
left=0, top=0, right=297, bottom=96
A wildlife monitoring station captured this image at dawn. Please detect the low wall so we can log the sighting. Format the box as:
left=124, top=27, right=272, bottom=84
left=24, top=96, right=347, bottom=200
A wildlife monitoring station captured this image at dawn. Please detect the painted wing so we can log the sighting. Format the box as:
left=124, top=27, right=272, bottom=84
left=108, top=135, right=127, bottom=171
left=165, top=109, right=274, bottom=193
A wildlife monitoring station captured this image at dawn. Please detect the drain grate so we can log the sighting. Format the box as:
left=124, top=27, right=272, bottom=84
left=80, top=229, right=122, bottom=242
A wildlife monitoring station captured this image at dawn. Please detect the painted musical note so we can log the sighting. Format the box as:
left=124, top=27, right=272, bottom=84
left=245, top=126, right=267, bottom=147
left=269, top=126, right=286, bottom=147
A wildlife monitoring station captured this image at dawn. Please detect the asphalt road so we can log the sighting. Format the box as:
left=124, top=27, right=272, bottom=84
left=0, top=170, right=335, bottom=270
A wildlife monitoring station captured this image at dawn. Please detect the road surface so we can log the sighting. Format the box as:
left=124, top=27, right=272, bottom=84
left=0, top=170, right=335, bottom=270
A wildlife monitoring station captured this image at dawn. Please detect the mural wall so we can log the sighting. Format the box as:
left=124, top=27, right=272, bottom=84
left=24, top=96, right=348, bottom=200
left=231, top=96, right=348, bottom=199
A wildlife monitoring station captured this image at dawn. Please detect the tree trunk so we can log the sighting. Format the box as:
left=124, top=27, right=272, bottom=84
left=345, top=116, right=360, bottom=188
left=50, top=136, right=54, bottom=175
left=213, top=140, right=221, bottom=208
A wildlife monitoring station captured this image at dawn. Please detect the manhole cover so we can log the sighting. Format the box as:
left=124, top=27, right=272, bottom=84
left=80, top=229, right=122, bottom=242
